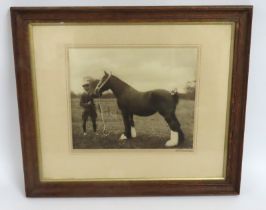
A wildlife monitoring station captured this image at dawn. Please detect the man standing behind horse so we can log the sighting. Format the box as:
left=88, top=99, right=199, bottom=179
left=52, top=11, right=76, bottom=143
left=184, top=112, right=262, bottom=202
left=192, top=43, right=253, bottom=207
left=80, top=76, right=98, bottom=136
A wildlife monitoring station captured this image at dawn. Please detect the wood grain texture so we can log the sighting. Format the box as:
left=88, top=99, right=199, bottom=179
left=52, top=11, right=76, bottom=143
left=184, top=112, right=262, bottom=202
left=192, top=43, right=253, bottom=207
left=10, top=6, right=252, bottom=197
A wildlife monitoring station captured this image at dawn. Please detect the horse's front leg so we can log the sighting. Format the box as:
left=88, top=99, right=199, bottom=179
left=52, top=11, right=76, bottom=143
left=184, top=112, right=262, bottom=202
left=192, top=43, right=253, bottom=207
left=119, top=111, right=132, bottom=141
left=130, top=114, right=137, bottom=138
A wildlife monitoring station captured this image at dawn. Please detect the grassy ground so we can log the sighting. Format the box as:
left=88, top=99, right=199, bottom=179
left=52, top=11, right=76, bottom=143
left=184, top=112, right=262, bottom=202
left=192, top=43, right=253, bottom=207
left=71, top=97, right=194, bottom=149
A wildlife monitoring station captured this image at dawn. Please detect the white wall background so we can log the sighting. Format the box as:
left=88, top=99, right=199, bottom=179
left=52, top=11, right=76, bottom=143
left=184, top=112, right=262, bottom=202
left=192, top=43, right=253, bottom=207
left=0, top=0, right=265, bottom=209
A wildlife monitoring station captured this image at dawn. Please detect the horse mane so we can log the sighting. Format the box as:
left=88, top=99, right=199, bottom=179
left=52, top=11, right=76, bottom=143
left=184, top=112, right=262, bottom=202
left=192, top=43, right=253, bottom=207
left=109, top=75, right=136, bottom=97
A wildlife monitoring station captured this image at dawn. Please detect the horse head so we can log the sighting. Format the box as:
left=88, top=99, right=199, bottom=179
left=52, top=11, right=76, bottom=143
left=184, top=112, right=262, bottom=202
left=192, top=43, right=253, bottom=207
left=94, top=71, right=112, bottom=96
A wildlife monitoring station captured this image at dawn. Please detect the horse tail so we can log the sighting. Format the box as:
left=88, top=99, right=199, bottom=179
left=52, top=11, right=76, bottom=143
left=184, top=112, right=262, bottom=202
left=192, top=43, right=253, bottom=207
left=170, top=89, right=179, bottom=105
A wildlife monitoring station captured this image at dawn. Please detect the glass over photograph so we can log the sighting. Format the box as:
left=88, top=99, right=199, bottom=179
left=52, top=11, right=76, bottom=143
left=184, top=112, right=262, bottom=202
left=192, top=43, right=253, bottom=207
left=68, top=46, right=198, bottom=149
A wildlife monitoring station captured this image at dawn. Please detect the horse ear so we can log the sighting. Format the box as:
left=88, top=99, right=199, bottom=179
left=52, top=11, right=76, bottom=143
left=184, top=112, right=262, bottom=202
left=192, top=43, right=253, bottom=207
left=104, top=71, right=108, bottom=75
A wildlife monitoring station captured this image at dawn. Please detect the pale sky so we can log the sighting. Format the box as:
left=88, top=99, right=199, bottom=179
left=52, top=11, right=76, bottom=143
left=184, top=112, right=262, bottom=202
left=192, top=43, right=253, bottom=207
left=68, top=47, right=198, bottom=94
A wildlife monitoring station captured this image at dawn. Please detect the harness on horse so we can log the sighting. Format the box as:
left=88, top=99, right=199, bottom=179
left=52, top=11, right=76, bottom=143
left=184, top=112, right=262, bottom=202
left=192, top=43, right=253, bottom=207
left=95, top=72, right=112, bottom=91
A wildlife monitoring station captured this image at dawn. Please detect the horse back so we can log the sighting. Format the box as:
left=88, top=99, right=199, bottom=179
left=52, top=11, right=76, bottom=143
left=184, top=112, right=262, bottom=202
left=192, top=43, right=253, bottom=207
left=117, top=89, right=156, bottom=115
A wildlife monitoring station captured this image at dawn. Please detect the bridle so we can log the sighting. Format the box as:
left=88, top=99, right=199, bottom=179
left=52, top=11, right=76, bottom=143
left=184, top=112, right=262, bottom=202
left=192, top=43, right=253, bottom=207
left=95, top=72, right=112, bottom=94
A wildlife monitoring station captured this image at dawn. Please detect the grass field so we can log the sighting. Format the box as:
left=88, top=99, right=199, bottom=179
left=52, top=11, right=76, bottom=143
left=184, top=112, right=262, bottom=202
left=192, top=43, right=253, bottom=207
left=71, top=97, right=194, bottom=149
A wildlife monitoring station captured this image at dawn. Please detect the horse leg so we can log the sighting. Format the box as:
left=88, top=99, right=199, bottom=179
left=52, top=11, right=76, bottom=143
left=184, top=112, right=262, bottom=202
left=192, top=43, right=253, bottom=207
left=130, top=114, right=137, bottom=138
left=163, top=113, right=185, bottom=147
left=119, top=112, right=132, bottom=140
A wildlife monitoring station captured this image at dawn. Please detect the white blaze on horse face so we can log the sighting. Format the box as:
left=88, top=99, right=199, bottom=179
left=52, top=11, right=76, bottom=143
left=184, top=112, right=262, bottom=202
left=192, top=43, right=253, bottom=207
left=131, top=127, right=137, bottom=138
left=165, top=130, right=179, bottom=147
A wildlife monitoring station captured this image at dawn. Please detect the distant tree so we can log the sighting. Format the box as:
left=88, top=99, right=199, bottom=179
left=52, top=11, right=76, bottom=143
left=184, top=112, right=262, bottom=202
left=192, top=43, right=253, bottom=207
left=185, top=80, right=196, bottom=100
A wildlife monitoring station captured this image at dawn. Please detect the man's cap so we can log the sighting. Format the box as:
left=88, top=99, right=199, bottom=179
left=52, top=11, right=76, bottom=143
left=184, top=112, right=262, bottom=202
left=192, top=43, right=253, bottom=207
left=82, top=76, right=94, bottom=87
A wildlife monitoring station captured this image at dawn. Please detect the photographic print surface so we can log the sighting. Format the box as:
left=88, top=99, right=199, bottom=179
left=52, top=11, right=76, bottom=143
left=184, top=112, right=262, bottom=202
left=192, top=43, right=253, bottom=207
left=69, top=46, right=198, bottom=149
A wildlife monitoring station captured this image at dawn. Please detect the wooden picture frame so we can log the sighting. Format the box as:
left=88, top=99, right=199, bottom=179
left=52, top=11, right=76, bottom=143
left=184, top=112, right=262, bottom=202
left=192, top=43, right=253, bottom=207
left=11, top=6, right=252, bottom=197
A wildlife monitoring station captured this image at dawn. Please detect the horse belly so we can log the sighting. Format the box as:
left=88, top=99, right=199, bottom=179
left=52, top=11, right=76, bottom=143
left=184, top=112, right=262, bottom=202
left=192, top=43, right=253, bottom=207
left=134, top=108, right=156, bottom=116
left=130, top=100, right=156, bottom=116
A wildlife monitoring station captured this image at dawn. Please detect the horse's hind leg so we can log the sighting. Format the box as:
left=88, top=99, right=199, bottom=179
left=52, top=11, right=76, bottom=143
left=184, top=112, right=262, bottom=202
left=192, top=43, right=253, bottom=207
left=130, top=114, right=137, bottom=138
left=163, top=113, right=185, bottom=147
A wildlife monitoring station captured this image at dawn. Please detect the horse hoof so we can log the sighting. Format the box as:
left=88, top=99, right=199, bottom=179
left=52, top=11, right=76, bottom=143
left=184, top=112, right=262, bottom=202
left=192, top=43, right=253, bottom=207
left=119, top=134, right=127, bottom=140
left=131, top=127, right=137, bottom=138
left=165, top=139, right=178, bottom=147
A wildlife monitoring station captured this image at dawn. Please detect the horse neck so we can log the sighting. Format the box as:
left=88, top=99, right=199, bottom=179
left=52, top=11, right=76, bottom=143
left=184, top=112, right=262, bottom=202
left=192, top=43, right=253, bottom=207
left=108, top=76, right=131, bottom=97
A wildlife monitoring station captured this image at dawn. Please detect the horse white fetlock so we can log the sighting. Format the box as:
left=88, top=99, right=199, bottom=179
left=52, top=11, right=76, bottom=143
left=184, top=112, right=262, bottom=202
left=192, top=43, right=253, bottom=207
left=165, top=131, right=179, bottom=147
left=131, top=127, right=137, bottom=138
left=119, top=133, right=127, bottom=141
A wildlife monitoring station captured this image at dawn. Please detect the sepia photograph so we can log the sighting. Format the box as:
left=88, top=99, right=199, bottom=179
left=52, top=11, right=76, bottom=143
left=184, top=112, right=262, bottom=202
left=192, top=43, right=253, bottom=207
left=69, top=46, right=198, bottom=149
left=11, top=6, right=252, bottom=197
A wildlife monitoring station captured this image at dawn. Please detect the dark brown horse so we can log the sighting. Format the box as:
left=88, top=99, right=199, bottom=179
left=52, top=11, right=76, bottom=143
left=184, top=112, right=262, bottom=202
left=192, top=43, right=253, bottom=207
left=95, top=71, right=184, bottom=147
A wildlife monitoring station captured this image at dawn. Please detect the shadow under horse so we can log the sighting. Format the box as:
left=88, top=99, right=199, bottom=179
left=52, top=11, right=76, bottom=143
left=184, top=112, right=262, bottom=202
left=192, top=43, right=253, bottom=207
left=95, top=71, right=185, bottom=147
